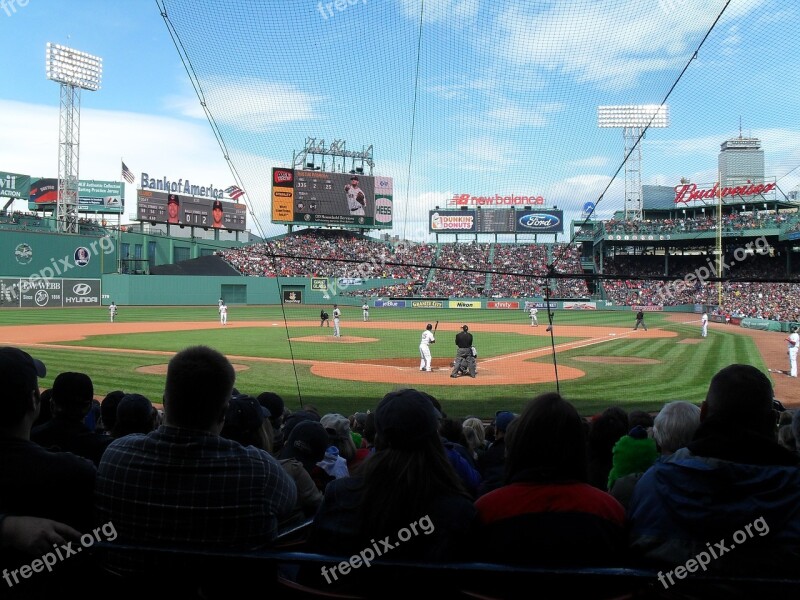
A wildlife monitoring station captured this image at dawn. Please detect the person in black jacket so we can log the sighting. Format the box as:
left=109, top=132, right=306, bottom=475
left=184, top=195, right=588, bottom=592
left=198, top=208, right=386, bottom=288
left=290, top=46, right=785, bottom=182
left=320, top=309, right=330, bottom=327
left=450, top=325, right=476, bottom=378
left=634, top=310, right=648, bottom=331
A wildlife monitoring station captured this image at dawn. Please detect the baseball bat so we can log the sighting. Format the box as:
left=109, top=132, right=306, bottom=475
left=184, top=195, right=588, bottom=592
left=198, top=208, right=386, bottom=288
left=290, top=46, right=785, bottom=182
left=434, top=320, right=439, bottom=334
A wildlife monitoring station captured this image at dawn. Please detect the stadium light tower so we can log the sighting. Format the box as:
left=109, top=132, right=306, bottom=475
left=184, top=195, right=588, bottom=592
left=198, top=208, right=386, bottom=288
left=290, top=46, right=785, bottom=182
left=46, top=43, right=103, bottom=233
left=598, top=105, right=669, bottom=221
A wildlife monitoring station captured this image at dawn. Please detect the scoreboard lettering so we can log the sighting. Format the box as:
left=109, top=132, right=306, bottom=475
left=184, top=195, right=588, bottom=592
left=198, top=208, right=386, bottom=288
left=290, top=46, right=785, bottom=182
left=136, top=190, right=246, bottom=231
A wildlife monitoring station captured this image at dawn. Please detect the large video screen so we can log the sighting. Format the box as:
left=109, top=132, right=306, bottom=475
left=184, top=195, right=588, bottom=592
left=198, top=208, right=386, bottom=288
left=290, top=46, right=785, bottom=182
left=429, top=208, right=563, bottom=234
left=136, top=190, right=247, bottom=231
left=28, top=178, right=125, bottom=214
left=272, top=168, right=393, bottom=229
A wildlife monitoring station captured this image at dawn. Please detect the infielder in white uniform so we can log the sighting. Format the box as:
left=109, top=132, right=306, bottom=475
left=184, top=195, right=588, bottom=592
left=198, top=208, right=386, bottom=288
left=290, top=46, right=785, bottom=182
left=787, top=326, right=799, bottom=377
left=362, top=302, right=369, bottom=322
left=419, top=323, right=435, bottom=371
left=219, top=303, right=228, bottom=325
left=345, top=176, right=366, bottom=216
left=529, top=307, right=538, bottom=327
left=333, top=305, right=341, bottom=337
left=701, top=313, right=708, bottom=338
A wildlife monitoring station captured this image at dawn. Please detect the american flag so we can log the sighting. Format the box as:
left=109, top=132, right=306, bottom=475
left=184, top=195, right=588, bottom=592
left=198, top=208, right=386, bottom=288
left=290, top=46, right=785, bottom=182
left=121, top=161, right=135, bottom=184
left=225, top=185, right=245, bottom=201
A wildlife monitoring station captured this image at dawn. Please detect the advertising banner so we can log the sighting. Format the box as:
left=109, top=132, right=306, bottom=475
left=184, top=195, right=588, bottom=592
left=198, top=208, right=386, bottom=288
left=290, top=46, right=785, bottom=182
left=282, top=290, right=302, bottom=304
left=311, top=277, right=328, bottom=291
left=63, top=279, right=101, bottom=306
left=411, top=300, right=444, bottom=309
left=374, top=299, right=406, bottom=308
left=563, top=301, right=597, bottom=310
left=0, top=172, right=31, bottom=199
left=487, top=301, right=520, bottom=309
left=515, top=210, right=564, bottom=234
left=429, top=210, right=476, bottom=233
left=448, top=300, right=481, bottom=309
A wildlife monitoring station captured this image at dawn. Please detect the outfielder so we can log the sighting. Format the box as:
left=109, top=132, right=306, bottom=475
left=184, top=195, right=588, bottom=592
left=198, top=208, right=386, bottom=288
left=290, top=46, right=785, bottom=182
left=419, top=323, right=435, bottom=372
left=345, top=176, right=366, bottom=216
left=787, top=326, right=799, bottom=377
left=529, top=306, right=538, bottom=327
left=701, top=312, right=708, bottom=338
left=219, top=302, right=228, bottom=325
left=362, top=302, right=369, bottom=322
left=109, top=301, right=117, bottom=323
left=333, top=304, right=341, bottom=337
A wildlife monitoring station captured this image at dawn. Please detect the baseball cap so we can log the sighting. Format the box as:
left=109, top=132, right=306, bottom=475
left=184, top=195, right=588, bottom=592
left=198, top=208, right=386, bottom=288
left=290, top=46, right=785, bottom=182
left=350, top=175, right=359, bottom=181
left=462, top=325, right=469, bottom=331
left=52, top=372, right=94, bottom=409
left=494, top=410, right=516, bottom=433
left=168, top=194, right=179, bottom=205
left=375, top=389, right=441, bottom=449
left=212, top=200, right=223, bottom=211
left=0, top=347, right=46, bottom=395
left=320, top=413, right=351, bottom=441
left=280, top=420, right=329, bottom=470
left=257, top=391, right=285, bottom=422
left=224, top=394, right=269, bottom=433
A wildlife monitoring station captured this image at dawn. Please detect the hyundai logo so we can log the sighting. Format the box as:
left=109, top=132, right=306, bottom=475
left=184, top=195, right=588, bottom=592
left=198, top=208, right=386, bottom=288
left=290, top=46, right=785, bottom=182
left=73, top=283, right=92, bottom=295
left=519, top=213, right=561, bottom=229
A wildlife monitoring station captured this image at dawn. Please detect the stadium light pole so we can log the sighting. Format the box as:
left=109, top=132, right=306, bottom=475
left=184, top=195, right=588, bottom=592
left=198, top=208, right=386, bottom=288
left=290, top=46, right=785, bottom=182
left=46, top=43, right=103, bottom=234
left=598, top=105, right=669, bottom=221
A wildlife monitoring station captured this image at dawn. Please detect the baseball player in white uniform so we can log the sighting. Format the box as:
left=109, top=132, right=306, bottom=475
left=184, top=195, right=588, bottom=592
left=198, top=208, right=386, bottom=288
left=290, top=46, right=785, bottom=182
left=419, top=323, right=435, bottom=371
left=333, top=305, right=341, bottom=337
left=701, top=313, right=708, bottom=338
left=345, top=176, right=366, bottom=216
left=219, top=302, right=228, bottom=325
left=529, top=306, right=538, bottom=327
left=362, top=302, right=369, bottom=322
left=109, top=302, right=117, bottom=323
left=787, top=326, right=799, bottom=377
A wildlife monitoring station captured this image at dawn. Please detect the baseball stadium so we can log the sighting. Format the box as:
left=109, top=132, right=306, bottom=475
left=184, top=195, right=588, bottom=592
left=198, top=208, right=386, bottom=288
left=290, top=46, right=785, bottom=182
left=3, top=1, right=800, bottom=598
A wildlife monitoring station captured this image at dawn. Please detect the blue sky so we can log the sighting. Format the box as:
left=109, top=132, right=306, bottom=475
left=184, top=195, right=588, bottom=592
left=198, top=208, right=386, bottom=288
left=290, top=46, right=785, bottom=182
left=2, top=0, right=799, bottom=241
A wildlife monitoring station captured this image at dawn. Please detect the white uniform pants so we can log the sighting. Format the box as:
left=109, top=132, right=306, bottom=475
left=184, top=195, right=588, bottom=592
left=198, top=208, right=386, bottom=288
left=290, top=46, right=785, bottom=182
left=789, top=347, right=798, bottom=377
left=333, top=318, right=340, bottom=337
left=419, top=344, right=431, bottom=371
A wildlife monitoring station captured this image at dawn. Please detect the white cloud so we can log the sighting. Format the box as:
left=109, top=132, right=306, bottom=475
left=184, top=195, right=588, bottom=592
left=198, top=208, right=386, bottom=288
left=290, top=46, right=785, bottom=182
left=570, top=155, right=611, bottom=169
left=163, top=77, right=324, bottom=131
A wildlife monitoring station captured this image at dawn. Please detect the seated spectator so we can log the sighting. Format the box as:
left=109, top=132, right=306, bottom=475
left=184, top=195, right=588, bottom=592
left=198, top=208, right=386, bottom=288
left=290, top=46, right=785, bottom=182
left=278, top=420, right=332, bottom=493
left=257, top=391, right=286, bottom=453
left=475, top=392, right=627, bottom=565
left=111, top=394, right=158, bottom=438
left=31, top=371, right=112, bottom=466
left=609, top=401, right=700, bottom=508
left=0, top=348, right=96, bottom=597
left=477, top=410, right=515, bottom=496
left=320, top=413, right=358, bottom=467
left=220, top=394, right=270, bottom=450
left=628, top=364, right=800, bottom=572
left=95, top=345, right=296, bottom=580
left=587, top=406, right=629, bottom=490
left=309, top=388, right=477, bottom=582
left=99, top=390, right=125, bottom=435
left=31, top=388, right=53, bottom=428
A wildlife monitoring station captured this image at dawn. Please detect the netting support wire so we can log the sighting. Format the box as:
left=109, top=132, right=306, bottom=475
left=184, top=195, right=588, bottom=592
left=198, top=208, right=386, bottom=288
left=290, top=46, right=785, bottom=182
left=155, top=0, right=305, bottom=407
left=402, top=0, right=425, bottom=241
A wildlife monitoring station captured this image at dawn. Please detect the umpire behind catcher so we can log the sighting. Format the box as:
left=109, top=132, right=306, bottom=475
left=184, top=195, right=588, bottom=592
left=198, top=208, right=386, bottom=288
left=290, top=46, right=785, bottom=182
left=450, top=325, right=476, bottom=378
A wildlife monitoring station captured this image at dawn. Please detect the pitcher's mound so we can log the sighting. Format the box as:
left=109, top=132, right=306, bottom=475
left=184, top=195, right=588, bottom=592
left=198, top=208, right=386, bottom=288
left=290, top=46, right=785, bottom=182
left=293, top=336, right=378, bottom=343
left=573, top=356, right=661, bottom=365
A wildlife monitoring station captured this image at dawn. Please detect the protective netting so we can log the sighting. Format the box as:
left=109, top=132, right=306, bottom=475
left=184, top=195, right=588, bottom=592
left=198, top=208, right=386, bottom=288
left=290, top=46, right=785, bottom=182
left=153, top=0, right=800, bottom=411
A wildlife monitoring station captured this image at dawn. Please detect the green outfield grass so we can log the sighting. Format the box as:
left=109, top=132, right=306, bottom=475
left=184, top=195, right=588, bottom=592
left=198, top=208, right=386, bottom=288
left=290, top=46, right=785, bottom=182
left=0, top=306, right=764, bottom=418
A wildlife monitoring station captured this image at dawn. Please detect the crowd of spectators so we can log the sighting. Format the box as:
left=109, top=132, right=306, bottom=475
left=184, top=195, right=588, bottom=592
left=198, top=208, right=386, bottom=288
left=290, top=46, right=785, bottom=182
left=604, top=211, right=796, bottom=236
left=4, top=345, right=800, bottom=597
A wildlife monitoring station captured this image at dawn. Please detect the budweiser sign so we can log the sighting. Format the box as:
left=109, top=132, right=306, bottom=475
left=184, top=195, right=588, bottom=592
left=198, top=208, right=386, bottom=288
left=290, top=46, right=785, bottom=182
left=449, top=193, right=545, bottom=206
left=674, top=182, right=776, bottom=204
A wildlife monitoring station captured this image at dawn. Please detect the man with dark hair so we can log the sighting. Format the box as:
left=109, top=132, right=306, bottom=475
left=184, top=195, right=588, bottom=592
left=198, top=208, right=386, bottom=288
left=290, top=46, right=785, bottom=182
left=0, top=347, right=96, bottom=594
left=450, top=324, right=476, bottom=378
left=628, top=364, right=800, bottom=573
left=31, top=371, right=112, bottom=466
left=95, top=345, right=296, bottom=577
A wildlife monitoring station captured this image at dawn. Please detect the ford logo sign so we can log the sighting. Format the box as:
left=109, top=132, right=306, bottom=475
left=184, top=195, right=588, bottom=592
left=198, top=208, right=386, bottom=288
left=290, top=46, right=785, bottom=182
left=519, top=213, right=560, bottom=229
left=72, top=283, right=92, bottom=295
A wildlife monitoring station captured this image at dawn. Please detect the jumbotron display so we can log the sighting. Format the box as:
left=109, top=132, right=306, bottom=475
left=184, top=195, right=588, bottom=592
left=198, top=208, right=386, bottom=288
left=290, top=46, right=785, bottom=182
left=136, top=190, right=247, bottom=231
left=272, top=168, right=393, bottom=229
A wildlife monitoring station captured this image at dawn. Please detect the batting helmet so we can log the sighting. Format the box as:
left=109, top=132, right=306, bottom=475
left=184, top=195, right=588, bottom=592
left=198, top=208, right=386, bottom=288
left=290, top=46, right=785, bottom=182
left=426, top=323, right=433, bottom=330
left=462, top=325, right=469, bottom=331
